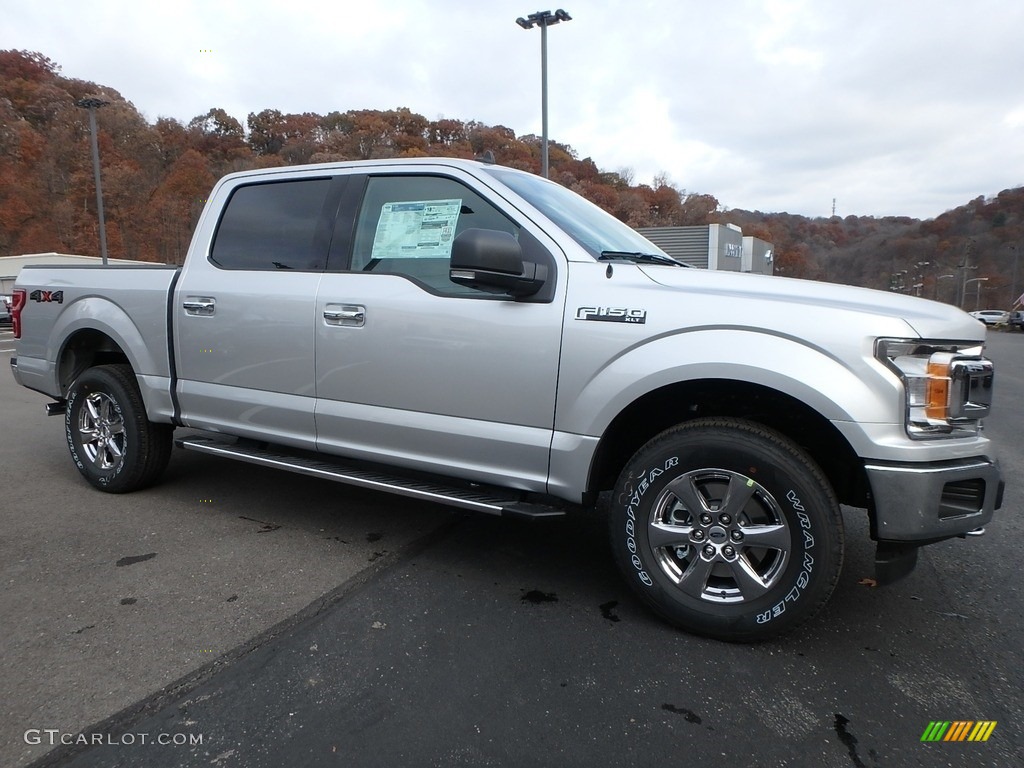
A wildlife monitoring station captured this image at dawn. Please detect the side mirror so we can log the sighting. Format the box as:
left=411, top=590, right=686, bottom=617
left=449, top=228, right=547, bottom=298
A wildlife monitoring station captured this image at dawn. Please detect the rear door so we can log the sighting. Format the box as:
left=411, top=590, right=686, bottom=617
left=174, top=173, right=344, bottom=449
left=313, top=168, right=565, bottom=491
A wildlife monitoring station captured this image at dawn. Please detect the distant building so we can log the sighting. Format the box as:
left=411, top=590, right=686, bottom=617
left=0, top=253, right=159, bottom=294
left=742, top=236, right=775, bottom=275
left=637, top=225, right=774, bottom=275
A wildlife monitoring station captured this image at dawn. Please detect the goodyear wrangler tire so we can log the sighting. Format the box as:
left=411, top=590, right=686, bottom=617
left=609, top=418, right=843, bottom=641
left=65, top=364, right=173, bottom=493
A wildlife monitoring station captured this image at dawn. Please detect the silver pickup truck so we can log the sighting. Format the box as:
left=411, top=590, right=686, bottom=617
left=10, top=158, right=1004, bottom=641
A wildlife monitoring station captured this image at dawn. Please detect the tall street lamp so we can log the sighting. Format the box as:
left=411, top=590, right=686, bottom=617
left=964, top=277, right=989, bottom=311
left=75, top=97, right=110, bottom=266
left=1007, top=243, right=1019, bottom=307
left=516, top=9, right=572, bottom=179
left=913, top=260, right=930, bottom=297
left=936, top=273, right=954, bottom=302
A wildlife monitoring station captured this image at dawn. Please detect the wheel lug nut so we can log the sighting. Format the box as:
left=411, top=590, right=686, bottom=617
left=702, top=545, right=716, bottom=558
left=719, top=514, right=731, bottom=525
left=731, top=530, right=743, bottom=541
left=700, top=514, right=713, bottom=525
left=723, top=545, right=735, bottom=558
left=692, top=530, right=705, bottom=541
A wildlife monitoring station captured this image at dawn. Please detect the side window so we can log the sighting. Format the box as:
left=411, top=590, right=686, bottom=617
left=351, top=175, right=520, bottom=295
left=211, top=178, right=331, bottom=271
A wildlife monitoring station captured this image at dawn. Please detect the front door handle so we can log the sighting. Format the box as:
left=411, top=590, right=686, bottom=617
left=183, top=297, right=216, bottom=316
left=323, top=304, right=365, bottom=327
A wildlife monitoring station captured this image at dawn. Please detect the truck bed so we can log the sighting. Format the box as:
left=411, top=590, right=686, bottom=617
left=12, top=263, right=180, bottom=416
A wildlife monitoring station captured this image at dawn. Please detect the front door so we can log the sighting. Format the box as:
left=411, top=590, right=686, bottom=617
left=314, top=170, right=565, bottom=491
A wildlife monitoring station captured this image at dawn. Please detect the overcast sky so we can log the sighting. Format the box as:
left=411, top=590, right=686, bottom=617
left=5, top=0, right=1023, bottom=219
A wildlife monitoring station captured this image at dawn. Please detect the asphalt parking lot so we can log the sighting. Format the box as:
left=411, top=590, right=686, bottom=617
left=2, top=328, right=1022, bottom=768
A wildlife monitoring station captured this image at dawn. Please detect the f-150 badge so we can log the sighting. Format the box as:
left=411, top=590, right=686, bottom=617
left=29, top=290, right=64, bottom=304
left=575, top=306, right=646, bottom=324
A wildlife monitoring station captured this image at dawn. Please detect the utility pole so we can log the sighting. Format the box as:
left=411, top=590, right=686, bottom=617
left=956, top=240, right=975, bottom=308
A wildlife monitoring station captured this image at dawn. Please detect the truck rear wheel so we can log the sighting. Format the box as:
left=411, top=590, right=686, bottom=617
left=65, top=364, right=173, bottom=493
left=609, top=418, right=843, bottom=641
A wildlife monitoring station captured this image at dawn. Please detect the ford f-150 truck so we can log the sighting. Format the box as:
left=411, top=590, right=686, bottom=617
left=10, top=158, right=1004, bottom=641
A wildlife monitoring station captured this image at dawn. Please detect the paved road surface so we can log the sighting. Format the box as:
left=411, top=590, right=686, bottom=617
left=4, top=331, right=1021, bottom=768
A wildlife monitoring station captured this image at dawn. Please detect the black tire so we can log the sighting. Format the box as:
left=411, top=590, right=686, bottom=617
left=65, top=364, right=173, bottom=493
left=609, top=418, right=843, bottom=642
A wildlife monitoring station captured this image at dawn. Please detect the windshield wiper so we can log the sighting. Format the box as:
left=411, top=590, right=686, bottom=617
left=599, top=250, right=686, bottom=267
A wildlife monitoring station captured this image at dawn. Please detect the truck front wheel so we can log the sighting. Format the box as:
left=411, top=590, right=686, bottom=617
left=609, top=418, right=844, bottom=641
left=65, top=364, right=173, bottom=493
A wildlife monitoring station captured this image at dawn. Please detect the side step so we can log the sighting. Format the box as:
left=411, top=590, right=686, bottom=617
left=175, top=435, right=566, bottom=520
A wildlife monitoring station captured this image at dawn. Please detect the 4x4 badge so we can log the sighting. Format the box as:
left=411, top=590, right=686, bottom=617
left=29, top=290, right=64, bottom=304
left=575, top=306, right=646, bottom=324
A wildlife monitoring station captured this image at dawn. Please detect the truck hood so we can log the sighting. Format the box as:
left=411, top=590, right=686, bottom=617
left=638, top=266, right=986, bottom=342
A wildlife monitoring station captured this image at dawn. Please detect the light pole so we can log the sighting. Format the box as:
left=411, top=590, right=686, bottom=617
left=913, top=260, right=930, bottom=297
left=75, top=97, right=110, bottom=265
left=516, top=9, right=572, bottom=179
left=1007, top=243, right=1019, bottom=307
left=936, top=273, right=954, bottom=302
left=964, top=277, right=989, bottom=310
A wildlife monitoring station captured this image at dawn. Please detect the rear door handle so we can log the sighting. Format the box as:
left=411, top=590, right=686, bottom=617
left=183, top=297, right=216, bottom=316
left=323, top=304, right=365, bottom=327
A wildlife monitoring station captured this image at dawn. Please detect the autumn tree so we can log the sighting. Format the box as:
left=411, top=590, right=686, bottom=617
left=149, top=149, right=214, bottom=264
left=186, top=107, right=248, bottom=172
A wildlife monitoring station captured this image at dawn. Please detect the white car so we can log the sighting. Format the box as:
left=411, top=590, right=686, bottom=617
left=969, top=309, right=1010, bottom=325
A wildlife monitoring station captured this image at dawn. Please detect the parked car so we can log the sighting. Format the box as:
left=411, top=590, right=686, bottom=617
left=10, top=157, right=1004, bottom=642
left=1010, top=310, right=1024, bottom=330
left=969, top=309, right=1010, bottom=325
left=0, top=294, right=11, bottom=325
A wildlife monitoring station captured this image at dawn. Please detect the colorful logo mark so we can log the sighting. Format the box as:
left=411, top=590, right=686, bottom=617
left=921, top=721, right=997, bottom=742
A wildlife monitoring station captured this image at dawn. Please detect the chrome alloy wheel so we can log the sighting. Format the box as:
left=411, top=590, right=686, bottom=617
left=76, top=392, right=126, bottom=470
left=647, top=469, right=791, bottom=604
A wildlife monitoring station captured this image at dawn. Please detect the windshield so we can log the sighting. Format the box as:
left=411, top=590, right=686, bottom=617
left=483, top=167, right=671, bottom=260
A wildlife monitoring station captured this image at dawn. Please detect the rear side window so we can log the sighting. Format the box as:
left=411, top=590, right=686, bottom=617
left=211, top=179, right=331, bottom=270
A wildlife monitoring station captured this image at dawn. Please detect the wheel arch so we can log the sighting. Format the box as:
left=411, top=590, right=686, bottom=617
left=587, top=378, right=869, bottom=508
left=48, top=295, right=171, bottom=397
left=57, top=328, right=132, bottom=396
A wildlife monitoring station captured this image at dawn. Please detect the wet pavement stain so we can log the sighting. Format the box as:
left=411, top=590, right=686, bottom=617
left=71, top=625, right=95, bottom=635
left=239, top=516, right=281, bottom=533
left=226, top=595, right=238, bottom=603
left=834, top=713, right=867, bottom=768
left=661, top=704, right=702, bottom=724
left=119, top=598, right=137, bottom=606
left=520, top=590, right=558, bottom=604
left=599, top=600, right=621, bottom=623
left=116, top=553, right=156, bottom=567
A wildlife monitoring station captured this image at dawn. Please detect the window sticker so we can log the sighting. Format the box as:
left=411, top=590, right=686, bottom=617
left=370, top=198, right=462, bottom=259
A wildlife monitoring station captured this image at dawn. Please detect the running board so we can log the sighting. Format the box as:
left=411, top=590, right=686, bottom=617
left=175, top=435, right=566, bottom=520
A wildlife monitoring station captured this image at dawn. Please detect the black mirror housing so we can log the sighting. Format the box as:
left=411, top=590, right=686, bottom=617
left=450, top=228, right=547, bottom=298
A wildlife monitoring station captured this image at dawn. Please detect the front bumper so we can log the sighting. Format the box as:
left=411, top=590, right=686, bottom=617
left=865, top=457, right=1004, bottom=542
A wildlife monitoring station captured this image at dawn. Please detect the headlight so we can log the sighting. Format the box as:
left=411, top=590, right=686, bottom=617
left=875, top=339, right=994, bottom=439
